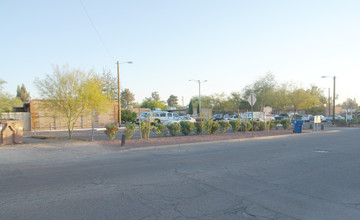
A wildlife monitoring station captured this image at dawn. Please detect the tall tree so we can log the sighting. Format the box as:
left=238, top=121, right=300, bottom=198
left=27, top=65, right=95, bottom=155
left=243, top=72, right=277, bottom=111
left=167, top=94, right=178, bottom=106
left=99, top=68, right=117, bottom=100
left=35, top=65, right=111, bottom=139
left=121, top=88, right=135, bottom=107
left=288, top=86, right=321, bottom=113
left=188, top=100, right=193, bottom=115
left=271, top=83, right=291, bottom=113
left=140, top=100, right=167, bottom=110
left=16, top=84, right=31, bottom=102
left=151, top=91, right=160, bottom=102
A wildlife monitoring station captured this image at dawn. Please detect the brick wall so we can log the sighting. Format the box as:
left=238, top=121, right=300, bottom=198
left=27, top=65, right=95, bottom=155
left=30, top=99, right=149, bottom=131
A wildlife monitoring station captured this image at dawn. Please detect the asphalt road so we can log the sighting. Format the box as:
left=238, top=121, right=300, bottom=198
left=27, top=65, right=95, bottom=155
left=1, top=128, right=360, bottom=219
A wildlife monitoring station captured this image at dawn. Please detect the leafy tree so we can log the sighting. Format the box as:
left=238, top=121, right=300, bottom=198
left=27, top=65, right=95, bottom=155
left=99, top=68, right=117, bottom=100
left=270, top=83, right=291, bottom=113
left=151, top=91, right=160, bottom=102
left=140, top=100, right=167, bottom=110
left=289, top=87, right=320, bottom=113
left=342, top=98, right=358, bottom=117
left=121, top=88, right=135, bottom=107
left=16, top=84, right=30, bottom=102
left=228, top=92, right=244, bottom=110
left=243, top=72, right=277, bottom=111
left=35, top=65, right=111, bottom=139
left=0, top=79, right=23, bottom=114
left=121, top=109, right=137, bottom=122
left=167, top=94, right=178, bottom=106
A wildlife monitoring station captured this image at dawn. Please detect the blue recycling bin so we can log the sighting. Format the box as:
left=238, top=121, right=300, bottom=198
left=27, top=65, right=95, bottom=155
left=292, top=120, right=304, bottom=133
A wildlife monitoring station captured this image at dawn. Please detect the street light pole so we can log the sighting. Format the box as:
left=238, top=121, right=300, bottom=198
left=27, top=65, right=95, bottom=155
left=189, top=79, right=207, bottom=121
left=321, top=75, right=336, bottom=125
left=117, top=61, right=133, bottom=127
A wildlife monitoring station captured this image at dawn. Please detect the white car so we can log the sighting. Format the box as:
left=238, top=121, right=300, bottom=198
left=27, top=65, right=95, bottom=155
left=326, top=115, right=345, bottom=122
left=180, top=116, right=196, bottom=123
left=301, top=115, right=313, bottom=122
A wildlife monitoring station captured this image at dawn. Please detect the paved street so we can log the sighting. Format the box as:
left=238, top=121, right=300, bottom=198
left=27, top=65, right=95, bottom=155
left=1, top=128, right=360, bottom=219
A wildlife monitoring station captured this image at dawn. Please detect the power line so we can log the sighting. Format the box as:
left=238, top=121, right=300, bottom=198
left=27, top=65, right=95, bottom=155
left=79, top=0, right=115, bottom=62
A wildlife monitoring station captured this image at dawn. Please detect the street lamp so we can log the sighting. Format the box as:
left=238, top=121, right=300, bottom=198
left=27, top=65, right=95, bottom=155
left=117, top=61, right=133, bottom=127
left=189, top=79, right=207, bottom=121
left=321, top=75, right=336, bottom=125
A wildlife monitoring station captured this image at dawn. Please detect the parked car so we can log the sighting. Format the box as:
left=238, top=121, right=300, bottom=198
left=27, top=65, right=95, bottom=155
left=325, top=115, right=345, bottom=122
left=211, top=114, right=223, bottom=121
left=137, top=110, right=181, bottom=124
left=275, top=113, right=289, bottom=121
left=301, top=115, right=313, bottom=122
left=180, top=116, right=196, bottom=123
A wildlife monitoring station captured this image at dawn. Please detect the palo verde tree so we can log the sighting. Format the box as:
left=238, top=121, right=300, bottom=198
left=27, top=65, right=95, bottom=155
left=35, top=65, right=111, bottom=139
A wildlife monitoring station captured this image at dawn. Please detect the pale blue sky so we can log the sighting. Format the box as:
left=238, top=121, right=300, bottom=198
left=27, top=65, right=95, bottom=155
left=1, top=0, right=359, bottom=106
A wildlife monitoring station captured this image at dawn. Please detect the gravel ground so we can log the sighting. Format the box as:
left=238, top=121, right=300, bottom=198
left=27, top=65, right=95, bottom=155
left=0, top=127, right=327, bottom=165
left=20, top=129, right=297, bottom=149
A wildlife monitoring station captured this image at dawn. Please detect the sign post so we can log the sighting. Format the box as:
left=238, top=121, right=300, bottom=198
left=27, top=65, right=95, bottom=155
left=247, top=93, right=257, bottom=135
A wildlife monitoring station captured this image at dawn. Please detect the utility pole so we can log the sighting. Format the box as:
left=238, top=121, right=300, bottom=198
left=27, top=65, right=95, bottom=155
left=116, top=61, right=133, bottom=127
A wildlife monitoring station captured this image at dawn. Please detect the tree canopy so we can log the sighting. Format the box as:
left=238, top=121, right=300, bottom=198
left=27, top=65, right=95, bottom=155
left=121, top=88, right=135, bottom=107
left=0, top=79, right=23, bottom=114
left=35, top=65, right=111, bottom=138
left=167, top=94, right=178, bottom=107
left=16, top=84, right=31, bottom=102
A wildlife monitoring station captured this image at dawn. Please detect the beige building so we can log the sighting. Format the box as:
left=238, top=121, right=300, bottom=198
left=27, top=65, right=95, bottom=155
left=29, top=99, right=148, bottom=131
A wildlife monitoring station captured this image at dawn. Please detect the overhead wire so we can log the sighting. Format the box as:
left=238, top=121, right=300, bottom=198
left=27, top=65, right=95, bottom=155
left=79, top=0, right=115, bottom=63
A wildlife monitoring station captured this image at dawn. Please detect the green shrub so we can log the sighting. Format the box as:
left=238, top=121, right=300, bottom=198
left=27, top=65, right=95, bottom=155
left=124, top=122, right=136, bottom=139
left=152, top=123, right=168, bottom=136
left=252, top=121, right=260, bottom=131
left=205, top=120, right=220, bottom=134
left=180, top=121, right=195, bottom=136
left=194, top=121, right=204, bottom=135
left=218, top=121, right=231, bottom=133
left=239, top=121, right=251, bottom=132
left=104, top=124, right=118, bottom=140
left=280, top=119, right=290, bottom=129
left=259, top=122, right=266, bottom=131
left=140, top=121, right=151, bottom=139
left=229, top=120, right=241, bottom=132
left=251, top=121, right=265, bottom=131
left=121, top=109, right=137, bottom=122
left=167, top=123, right=181, bottom=136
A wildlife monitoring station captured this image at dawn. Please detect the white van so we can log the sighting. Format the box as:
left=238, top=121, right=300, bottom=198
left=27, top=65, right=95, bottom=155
left=139, top=110, right=180, bottom=124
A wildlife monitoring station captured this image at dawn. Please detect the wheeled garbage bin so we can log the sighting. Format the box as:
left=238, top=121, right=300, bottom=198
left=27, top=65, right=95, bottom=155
left=291, top=120, right=303, bottom=133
